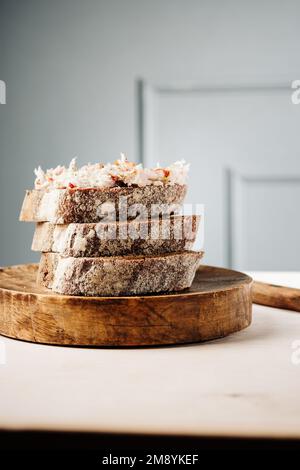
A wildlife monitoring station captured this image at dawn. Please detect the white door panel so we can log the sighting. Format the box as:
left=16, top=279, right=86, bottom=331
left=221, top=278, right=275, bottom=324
left=139, top=82, right=300, bottom=269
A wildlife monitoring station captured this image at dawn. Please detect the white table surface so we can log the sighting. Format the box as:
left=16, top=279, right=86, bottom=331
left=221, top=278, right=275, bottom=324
left=0, top=272, right=300, bottom=439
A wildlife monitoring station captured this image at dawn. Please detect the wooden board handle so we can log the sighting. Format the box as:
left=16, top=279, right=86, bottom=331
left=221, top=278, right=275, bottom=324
left=253, top=281, right=300, bottom=312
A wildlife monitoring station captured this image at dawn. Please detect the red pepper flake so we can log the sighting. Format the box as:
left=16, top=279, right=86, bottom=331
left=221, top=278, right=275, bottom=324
left=68, top=183, right=76, bottom=188
left=163, top=170, right=170, bottom=178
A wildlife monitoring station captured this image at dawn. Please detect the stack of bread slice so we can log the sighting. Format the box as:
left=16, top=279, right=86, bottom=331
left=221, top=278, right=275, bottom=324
left=19, top=158, right=203, bottom=296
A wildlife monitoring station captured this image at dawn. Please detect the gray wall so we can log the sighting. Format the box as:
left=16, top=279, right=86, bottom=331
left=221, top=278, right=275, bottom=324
left=1, top=0, right=300, bottom=267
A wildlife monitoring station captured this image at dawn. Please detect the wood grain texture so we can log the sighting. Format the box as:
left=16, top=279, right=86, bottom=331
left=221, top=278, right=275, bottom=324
left=253, top=281, right=300, bottom=312
left=0, top=264, right=252, bottom=346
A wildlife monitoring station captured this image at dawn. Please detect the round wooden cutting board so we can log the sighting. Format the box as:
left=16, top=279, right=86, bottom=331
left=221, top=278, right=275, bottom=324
left=0, top=264, right=252, bottom=347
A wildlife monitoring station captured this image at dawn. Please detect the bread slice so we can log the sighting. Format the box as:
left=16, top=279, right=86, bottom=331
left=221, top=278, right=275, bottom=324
left=37, top=251, right=203, bottom=296
left=20, top=184, right=187, bottom=224
left=32, top=215, right=199, bottom=257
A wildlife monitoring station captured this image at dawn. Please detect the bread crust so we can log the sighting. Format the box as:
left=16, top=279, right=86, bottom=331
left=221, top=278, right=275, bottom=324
left=32, top=215, right=200, bottom=257
left=37, top=251, right=203, bottom=296
left=20, top=185, right=187, bottom=223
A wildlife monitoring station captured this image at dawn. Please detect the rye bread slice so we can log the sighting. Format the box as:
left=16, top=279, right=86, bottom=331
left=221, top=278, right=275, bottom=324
left=32, top=215, right=200, bottom=257
left=20, top=184, right=187, bottom=224
left=37, top=251, right=203, bottom=296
